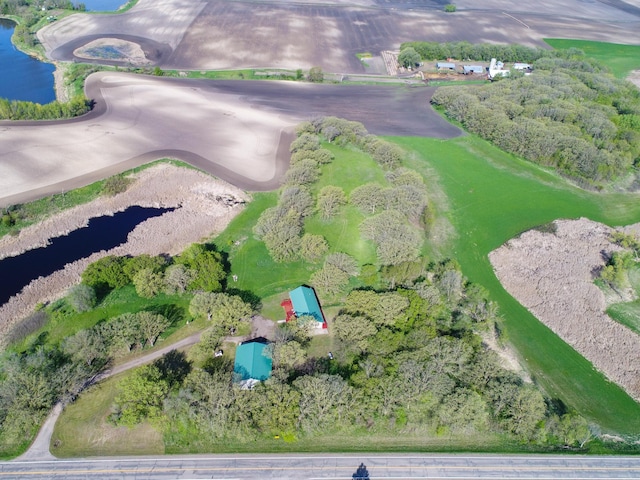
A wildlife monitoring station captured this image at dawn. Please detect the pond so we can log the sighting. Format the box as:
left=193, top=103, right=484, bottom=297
left=0, top=18, right=56, bottom=104
left=0, top=206, right=174, bottom=306
left=80, top=0, right=129, bottom=11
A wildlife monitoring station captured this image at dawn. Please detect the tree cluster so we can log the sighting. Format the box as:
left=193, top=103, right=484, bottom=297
left=431, top=54, right=640, bottom=187
left=0, top=96, right=92, bottom=120
left=154, top=261, right=592, bottom=449
left=81, top=243, right=226, bottom=298
left=400, top=41, right=550, bottom=63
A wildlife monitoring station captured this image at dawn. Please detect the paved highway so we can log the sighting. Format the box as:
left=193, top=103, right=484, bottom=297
left=3, top=454, right=640, bottom=479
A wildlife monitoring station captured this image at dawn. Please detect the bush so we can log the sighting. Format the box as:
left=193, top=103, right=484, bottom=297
left=102, top=175, right=131, bottom=196
left=67, top=284, right=97, bottom=312
left=444, top=4, right=456, bottom=12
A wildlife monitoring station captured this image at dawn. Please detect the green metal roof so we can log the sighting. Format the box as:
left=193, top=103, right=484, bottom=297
left=234, top=342, right=272, bottom=381
left=289, top=286, right=325, bottom=323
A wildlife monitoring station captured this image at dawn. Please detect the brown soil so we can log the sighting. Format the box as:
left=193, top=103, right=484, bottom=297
left=489, top=218, right=640, bottom=402
left=0, top=163, right=249, bottom=341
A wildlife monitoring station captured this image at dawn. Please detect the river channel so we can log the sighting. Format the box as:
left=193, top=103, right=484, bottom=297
left=0, top=206, right=174, bottom=307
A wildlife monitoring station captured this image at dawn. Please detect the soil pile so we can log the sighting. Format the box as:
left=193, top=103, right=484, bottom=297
left=0, top=163, right=248, bottom=341
left=489, top=218, right=640, bottom=401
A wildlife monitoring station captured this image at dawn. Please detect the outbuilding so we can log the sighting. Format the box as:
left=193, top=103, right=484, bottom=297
left=283, top=285, right=327, bottom=329
left=233, top=340, right=272, bottom=386
left=463, top=65, right=484, bottom=74
left=436, top=61, right=456, bottom=71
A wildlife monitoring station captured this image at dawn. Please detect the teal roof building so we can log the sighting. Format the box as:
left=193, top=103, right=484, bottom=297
left=289, top=285, right=326, bottom=328
left=233, top=341, right=272, bottom=382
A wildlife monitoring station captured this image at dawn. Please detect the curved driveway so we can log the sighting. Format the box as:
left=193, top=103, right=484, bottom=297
left=0, top=72, right=460, bottom=207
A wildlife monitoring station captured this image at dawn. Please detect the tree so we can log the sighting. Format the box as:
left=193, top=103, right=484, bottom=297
left=398, top=47, right=421, bottom=69
left=350, top=183, right=387, bottom=215
left=189, top=292, right=253, bottom=330
left=163, top=264, right=196, bottom=295
left=310, top=263, right=350, bottom=295
left=112, top=365, right=169, bottom=426
left=444, top=3, right=456, bottom=12
left=290, top=133, right=320, bottom=153
left=284, top=159, right=319, bottom=186
left=307, top=66, right=324, bottom=83
left=66, top=284, right=96, bottom=313
left=360, top=210, right=422, bottom=266
left=317, top=186, right=346, bottom=220
left=271, top=341, right=307, bottom=370
left=332, top=314, right=377, bottom=353
left=133, top=268, right=165, bottom=299
left=61, top=329, right=107, bottom=367
left=300, top=234, right=329, bottom=262
left=81, top=255, right=128, bottom=290
left=437, top=389, right=489, bottom=433
left=136, top=311, right=171, bottom=347
left=325, top=252, right=359, bottom=276
left=176, top=244, right=226, bottom=292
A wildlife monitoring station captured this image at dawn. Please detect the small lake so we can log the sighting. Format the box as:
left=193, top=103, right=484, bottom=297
left=80, top=0, right=129, bottom=11
left=0, top=206, right=174, bottom=306
left=0, top=18, right=56, bottom=104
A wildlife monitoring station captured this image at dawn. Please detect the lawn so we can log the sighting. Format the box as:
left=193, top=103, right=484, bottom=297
left=392, top=135, right=640, bottom=434
left=607, top=302, right=640, bottom=336
left=217, top=144, right=390, bottom=300
left=51, top=373, right=164, bottom=458
left=544, top=39, right=640, bottom=79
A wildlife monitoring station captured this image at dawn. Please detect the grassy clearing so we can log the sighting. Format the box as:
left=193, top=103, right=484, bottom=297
left=51, top=374, right=164, bottom=458
left=607, top=302, right=640, bottom=336
left=217, top=144, right=391, bottom=300
left=544, top=39, right=640, bottom=78
left=391, top=135, right=640, bottom=434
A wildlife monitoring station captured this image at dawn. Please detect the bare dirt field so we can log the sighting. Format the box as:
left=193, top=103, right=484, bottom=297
left=38, top=0, right=640, bottom=73
left=489, top=218, right=640, bottom=402
left=0, top=71, right=460, bottom=208
left=0, top=163, right=249, bottom=338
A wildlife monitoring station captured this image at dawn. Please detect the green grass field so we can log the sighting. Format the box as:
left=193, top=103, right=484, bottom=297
left=392, top=135, right=640, bottom=434
left=544, top=39, right=640, bottom=79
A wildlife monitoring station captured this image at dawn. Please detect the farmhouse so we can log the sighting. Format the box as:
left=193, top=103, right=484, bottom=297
left=281, top=285, right=327, bottom=329
left=233, top=340, right=272, bottom=387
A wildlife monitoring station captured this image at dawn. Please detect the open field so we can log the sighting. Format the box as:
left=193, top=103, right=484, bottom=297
left=37, top=0, right=640, bottom=72
left=393, top=135, right=640, bottom=434
left=0, top=72, right=458, bottom=208
left=544, top=39, right=640, bottom=78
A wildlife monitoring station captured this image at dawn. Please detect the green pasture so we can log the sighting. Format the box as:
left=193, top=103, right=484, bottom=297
left=544, top=39, right=640, bottom=79
left=392, top=135, right=640, bottom=434
left=607, top=302, right=640, bottom=336
left=217, top=145, right=389, bottom=300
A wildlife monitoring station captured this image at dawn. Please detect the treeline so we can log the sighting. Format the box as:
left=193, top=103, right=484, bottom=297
left=399, top=41, right=551, bottom=63
left=115, top=261, right=593, bottom=450
left=0, top=96, right=92, bottom=120
left=253, top=117, right=429, bottom=295
left=431, top=55, right=640, bottom=187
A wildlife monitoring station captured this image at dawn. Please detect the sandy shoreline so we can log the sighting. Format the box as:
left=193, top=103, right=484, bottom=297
left=0, top=163, right=249, bottom=342
left=490, top=218, right=640, bottom=402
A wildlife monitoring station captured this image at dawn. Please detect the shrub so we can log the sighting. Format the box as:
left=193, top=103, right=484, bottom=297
left=444, top=4, right=456, bottom=12
left=102, top=175, right=131, bottom=196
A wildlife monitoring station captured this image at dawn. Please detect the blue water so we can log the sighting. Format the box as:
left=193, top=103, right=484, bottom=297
left=81, top=0, right=127, bottom=11
left=0, top=18, right=56, bottom=104
left=0, top=206, right=174, bottom=306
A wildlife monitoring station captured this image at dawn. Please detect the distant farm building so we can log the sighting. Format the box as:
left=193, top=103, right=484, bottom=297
left=233, top=340, right=272, bottom=387
left=281, top=285, right=327, bottom=329
left=463, top=65, right=484, bottom=74
left=488, top=58, right=510, bottom=79
left=436, top=61, right=456, bottom=71
left=513, top=62, right=532, bottom=70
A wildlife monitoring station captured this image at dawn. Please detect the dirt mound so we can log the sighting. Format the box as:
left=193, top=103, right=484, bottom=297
left=489, top=218, right=640, bottom=401
left=0, top=163, right=248, bottom=342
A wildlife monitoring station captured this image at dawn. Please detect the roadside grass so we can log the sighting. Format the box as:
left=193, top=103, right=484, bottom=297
left=391, top=134, right=640, bottom=434
left=544, top=39, right=640, bottom=79
left=51, top=373, right=164, bottom=458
